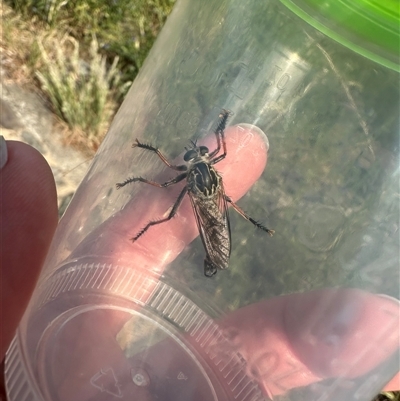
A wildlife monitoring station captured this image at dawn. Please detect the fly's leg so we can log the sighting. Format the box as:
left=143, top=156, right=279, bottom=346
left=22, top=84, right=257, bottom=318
left=116, top=173, right=187, bottom=189
left=204, top=257, right=218, bottom=277
left=132, top=186, right=188, bottom=242
left=225, top=196, right=275, bottom=236
left=133, top=139, right=187, bottom=171
left=209, top=109, right=231, bottom=162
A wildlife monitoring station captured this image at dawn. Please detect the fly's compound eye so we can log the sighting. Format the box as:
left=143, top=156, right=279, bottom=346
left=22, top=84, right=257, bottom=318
left=184, top=149, right=198, bottom=161
left=199, top=146, right=209, bottom=156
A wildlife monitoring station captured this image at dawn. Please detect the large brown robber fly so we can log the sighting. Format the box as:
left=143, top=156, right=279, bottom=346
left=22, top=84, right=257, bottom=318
left=116, top=110, right=274, bottom=277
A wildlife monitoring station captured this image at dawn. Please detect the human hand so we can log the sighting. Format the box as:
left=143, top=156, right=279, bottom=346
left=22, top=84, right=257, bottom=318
left=1, top=132, right=399, bottom=400
left=0, top=138, right=58, bottom=397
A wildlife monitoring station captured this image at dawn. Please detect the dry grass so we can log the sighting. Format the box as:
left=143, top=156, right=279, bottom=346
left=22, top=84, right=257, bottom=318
left=1, top=3, right=122, bottom=154
left=0, top=3, right=44, bottom=87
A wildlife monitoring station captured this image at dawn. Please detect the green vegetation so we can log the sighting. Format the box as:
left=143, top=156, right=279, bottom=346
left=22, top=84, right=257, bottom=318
left=8, top=0, right=175, bottom=82
left=36, top=36, right=125, bottom=150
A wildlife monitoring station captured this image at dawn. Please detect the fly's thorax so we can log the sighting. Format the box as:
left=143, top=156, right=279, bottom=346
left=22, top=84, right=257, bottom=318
left=188, top=162, right=221, bottom=197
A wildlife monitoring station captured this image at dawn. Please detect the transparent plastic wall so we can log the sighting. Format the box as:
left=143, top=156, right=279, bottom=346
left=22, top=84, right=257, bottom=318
left=6, top=0, right=399, bottom=400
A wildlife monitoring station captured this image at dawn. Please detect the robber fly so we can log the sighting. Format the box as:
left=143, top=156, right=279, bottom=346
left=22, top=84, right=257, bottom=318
left=116, top=110, right=274, bottom=277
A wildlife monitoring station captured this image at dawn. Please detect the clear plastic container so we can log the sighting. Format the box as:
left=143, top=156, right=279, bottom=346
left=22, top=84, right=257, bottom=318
left=5, top=0, right=399, bottom=400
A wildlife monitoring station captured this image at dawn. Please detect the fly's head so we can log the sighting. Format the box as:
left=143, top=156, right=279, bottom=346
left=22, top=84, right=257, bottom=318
left=183, top=141, right=210, bottom=165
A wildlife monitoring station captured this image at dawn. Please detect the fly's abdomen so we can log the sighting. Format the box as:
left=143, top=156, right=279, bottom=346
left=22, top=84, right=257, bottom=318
left=196, top=197, right=230, bottom=275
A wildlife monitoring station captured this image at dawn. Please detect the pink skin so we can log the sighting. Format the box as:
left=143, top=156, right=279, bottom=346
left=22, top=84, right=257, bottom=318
left=1, top=133, right=399, bottom=400
left=0, top=141, right=58, bottom=359
left=218, top=289, right=400, bottom=397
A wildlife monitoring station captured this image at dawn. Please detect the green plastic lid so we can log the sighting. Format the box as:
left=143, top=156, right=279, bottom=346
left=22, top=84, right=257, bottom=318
left=280, top=0, right=400, bottom=71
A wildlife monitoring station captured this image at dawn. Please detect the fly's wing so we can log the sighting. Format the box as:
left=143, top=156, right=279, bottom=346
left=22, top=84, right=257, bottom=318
left=189, top=184, right=231, bottom=271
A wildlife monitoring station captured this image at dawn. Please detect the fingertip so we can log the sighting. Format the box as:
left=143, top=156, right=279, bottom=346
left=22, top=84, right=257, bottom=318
left=284, top=289, right=400, bottom=378
left=1, top=140, right=58, bottom=357
left=2, top=141, right=58, bottom=226
left=237, top=123, right=270, bottom=152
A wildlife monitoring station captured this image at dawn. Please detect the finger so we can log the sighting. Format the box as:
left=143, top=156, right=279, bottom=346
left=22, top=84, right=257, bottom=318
left=217, top=288, right=400, bottom=397
left=49, top=125, right=269, bottom=399
left=72, top=124, right=269, bottom=275
left=0, top=140, right=58, bottom=359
